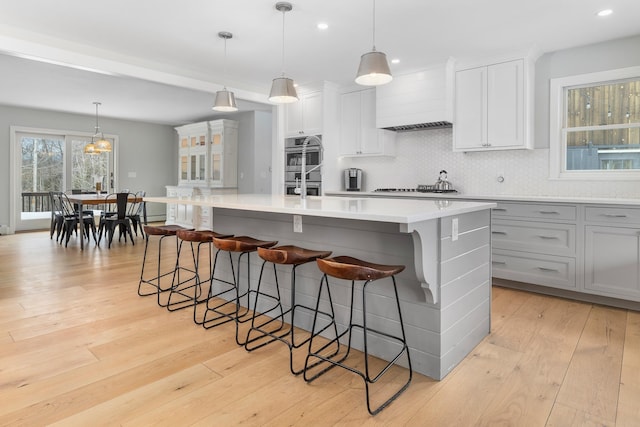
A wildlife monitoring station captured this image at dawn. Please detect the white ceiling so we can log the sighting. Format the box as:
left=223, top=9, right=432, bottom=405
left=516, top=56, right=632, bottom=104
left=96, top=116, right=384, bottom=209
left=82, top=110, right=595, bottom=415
left=0, top=0, right=638, bottom=125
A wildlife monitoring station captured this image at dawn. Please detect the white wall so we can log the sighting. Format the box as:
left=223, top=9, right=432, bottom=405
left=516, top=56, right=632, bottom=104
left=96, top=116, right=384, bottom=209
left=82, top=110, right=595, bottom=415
left=340, top=34, right=640, bottom=199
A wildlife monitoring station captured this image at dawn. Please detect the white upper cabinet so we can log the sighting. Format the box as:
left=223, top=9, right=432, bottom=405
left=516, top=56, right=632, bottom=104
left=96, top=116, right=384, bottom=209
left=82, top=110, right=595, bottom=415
left=175, top=119, right=238, bottom=187
left=285, top=91, right=323, bottom=137
left=339, top=88, right=396, bottom=157
left=454, top=58, right=532, bottom=151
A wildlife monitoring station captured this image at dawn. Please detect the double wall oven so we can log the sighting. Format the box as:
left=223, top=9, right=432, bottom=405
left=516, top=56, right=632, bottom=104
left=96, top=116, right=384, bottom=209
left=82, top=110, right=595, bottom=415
left=284, top=135, right=322, bottom=196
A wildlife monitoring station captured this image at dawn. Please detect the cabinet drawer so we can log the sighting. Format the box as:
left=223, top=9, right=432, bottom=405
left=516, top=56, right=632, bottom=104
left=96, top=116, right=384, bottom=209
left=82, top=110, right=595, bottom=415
left=492, top=202, right=576, bottom=221
left=492, top=219, right=576, bottom=256
left=492, top=250, right=576, bottom=290
left=585, top=206, right=640, bottom=225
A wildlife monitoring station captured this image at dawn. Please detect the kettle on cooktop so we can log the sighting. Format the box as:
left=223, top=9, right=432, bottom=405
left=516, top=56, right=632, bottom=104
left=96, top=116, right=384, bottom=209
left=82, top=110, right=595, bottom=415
left=434, top=170, right=454, bottom=192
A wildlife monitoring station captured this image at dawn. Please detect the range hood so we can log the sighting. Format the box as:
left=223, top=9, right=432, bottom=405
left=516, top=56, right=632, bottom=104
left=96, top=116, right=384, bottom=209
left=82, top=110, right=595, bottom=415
left=376, top=58, right=454, bottom=132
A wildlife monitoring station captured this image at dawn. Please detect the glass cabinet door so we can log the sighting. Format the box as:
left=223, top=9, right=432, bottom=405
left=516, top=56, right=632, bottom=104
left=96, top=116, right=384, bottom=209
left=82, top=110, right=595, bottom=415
left=180, top=154, right=188, bottom=181
left=211, top=152, right=221, bottom=182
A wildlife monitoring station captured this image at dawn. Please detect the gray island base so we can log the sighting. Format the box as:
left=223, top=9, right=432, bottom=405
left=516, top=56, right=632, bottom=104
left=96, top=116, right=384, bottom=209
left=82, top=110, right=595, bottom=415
left=144, top=194, right=496, bottom=380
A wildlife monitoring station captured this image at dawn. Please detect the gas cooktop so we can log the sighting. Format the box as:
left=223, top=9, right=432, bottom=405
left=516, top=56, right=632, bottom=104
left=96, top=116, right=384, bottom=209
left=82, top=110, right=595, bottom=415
left=374, top=185, right=458, bottom=194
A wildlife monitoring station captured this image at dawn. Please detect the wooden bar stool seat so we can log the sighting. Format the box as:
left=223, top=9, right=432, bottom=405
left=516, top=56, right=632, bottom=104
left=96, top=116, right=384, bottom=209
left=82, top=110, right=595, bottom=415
left=198, top=235, right=278, bottom=346
left=304, top=255, right=412, bottom=416
left=245, top=245, right=340, bottom=375
left=165, top=229, right=233, bottom=312
left=138, top=224, right=194, bottom=303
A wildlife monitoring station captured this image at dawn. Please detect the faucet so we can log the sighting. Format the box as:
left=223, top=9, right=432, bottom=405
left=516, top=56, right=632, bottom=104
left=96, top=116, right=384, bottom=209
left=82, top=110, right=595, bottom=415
left=296, top=135, right=322, bottom=199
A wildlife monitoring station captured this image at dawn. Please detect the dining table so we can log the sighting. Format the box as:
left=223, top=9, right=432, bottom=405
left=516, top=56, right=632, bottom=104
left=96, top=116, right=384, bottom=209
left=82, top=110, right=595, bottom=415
left=66, top=193, right=146, bottom=249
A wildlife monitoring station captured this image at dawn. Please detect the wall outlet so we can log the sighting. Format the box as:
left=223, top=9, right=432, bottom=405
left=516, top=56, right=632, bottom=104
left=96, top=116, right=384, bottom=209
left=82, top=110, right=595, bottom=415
left=452, top=218, right=459, bottom=242
left=293, top=215, right=303, bottom=233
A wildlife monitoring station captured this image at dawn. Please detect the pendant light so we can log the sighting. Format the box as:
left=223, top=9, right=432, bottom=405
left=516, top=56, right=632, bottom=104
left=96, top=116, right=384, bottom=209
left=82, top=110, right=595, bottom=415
left=213, top=31, right=238, bottom=112
left=84, top=101, right=112, bottom=154
left=269, top=2, right=298, bottom=104
left=355, top=0, right=392, bottom=86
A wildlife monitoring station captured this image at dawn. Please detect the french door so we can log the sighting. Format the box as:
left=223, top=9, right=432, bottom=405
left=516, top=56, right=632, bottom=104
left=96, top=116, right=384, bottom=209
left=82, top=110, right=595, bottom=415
left=11, top=127, right=115, bottom=232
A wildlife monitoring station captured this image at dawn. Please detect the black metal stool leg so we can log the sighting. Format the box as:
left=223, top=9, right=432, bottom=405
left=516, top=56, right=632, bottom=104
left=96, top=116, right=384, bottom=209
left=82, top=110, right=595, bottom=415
left=303, top=260, right=412, bottom=416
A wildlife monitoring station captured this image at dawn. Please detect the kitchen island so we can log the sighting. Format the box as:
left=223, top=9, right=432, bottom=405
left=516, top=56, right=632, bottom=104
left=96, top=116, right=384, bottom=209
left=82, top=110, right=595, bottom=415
left=144, top=194, right=496, bottom=380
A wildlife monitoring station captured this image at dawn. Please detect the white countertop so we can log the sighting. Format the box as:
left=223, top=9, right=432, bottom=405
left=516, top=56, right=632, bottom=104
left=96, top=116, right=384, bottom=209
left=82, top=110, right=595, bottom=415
left=144, top=194, right=495, bottom=224
left=325, top=191, right=640, bottom=206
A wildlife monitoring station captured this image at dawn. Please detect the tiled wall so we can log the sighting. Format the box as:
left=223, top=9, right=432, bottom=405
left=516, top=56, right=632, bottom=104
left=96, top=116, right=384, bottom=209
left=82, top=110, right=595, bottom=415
left=345, top=128, right=640, bottom=198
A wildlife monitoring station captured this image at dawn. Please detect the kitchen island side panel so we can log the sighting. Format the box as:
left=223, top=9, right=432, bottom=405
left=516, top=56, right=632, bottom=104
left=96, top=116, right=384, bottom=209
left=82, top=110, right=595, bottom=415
left=439, top=210, right=492, bottom=378
left=208, top=207, right=490, bottom=380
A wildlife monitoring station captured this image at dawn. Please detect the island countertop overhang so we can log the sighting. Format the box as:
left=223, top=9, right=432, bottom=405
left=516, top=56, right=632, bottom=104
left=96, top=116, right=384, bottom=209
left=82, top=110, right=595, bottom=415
left=144, top=194, right=496, bottom=224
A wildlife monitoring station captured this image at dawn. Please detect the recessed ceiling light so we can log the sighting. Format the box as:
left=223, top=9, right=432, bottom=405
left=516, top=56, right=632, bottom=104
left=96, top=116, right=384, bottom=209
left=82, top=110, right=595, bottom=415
left=391, top=58, right=400, bottom=64
left=597, top=9, right=613, bottom=17
left=317, top=22, right=328, bottom=30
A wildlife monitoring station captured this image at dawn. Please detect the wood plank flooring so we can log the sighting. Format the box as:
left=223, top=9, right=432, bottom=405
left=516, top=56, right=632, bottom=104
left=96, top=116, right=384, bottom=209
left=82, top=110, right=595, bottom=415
left=1, top=230, right=639, bottom=426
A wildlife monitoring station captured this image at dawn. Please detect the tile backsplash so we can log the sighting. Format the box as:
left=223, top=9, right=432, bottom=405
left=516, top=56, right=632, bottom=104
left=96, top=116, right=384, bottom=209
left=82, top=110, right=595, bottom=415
left=345, top=128, right=640, bottom=199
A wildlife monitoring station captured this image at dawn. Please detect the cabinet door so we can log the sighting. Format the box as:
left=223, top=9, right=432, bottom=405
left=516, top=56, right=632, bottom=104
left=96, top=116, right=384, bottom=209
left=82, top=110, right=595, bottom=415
left=487, top=60, right=524, bottom=148
left=189, top=150, right=207, bottom=183
left=210, top=152, right=222, bottom=184
left=285, top=100, right=304, bottom=136
left=179, top=151, right=189, bottom=183
left=585, top=225, right=640, bottom=301
left=302, top=91, right=323, bottom=135
left=359, top=89, right=382, bottom=154
left=454, top=67, right=486, bottom=150
left=285, top=92, right=322, bottom=136
left=339, top=91, right=361, bottom=155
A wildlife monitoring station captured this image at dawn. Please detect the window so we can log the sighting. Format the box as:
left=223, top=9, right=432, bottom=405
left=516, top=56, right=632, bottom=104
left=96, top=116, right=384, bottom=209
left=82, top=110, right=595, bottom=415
left=11, top=127, right=116, bottom=231
left=550, top=66, right=640, bottom=180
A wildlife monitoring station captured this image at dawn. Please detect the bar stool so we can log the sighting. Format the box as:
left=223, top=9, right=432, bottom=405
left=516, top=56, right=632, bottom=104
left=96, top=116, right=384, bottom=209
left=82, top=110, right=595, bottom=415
left=197, top=236, right=278, bottom=346
left=303, top=255, right=412, bottom=416
left=138, top=224, right=193, bottom=305
left=245, top=245, right=340, bottom=375
left=165, top=229, right=233, bottom=312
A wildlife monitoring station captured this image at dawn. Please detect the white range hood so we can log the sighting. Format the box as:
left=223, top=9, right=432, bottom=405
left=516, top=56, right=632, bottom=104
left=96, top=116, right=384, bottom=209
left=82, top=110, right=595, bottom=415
left=376, top=58, right=454, bottom=131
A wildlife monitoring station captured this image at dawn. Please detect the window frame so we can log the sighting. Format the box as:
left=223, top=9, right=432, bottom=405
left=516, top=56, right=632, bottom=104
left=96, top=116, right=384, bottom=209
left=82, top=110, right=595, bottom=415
left=549, top=65, right=640, bottom=180
left=9, top=125, right=118, bottom=232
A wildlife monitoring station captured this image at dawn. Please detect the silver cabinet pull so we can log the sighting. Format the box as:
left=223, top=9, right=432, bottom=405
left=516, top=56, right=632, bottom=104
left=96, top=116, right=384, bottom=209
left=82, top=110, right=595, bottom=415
left=603, top=214, right=627, bottom=218
left=492, top=208, right=507, bottom=212
left=537, top=235, right=558, bottom=240
left=538, top=211, right=560, bottom=214
left=537, top=267, right=559, bottom=272
left=492, top=260, right=506, bottom=265
left=491, top=231, right=507, bottom=235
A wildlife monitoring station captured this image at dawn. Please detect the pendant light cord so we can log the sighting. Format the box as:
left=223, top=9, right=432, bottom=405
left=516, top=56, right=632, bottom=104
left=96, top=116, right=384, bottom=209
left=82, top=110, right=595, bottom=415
left=372, top=0, right=376, bottom=51
left=94, top=102, right=101, bottom=137
left=223, top=36, right=228, bottom=89
left=280, top=8, right=286, bottom=77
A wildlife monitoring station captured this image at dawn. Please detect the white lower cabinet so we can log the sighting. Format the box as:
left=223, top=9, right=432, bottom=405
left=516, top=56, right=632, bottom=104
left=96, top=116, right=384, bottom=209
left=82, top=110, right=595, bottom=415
left=491, top=201, right=640, bottom=304
left=491, top=202, right=578, bottom=291
left=493, top=249, right=577, bottom=290
left=584, top=207, right=640, bottom=301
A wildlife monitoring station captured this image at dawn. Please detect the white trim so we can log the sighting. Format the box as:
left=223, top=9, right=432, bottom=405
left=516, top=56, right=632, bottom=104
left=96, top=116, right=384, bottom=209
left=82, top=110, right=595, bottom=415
left=549, top=65, right=640, bottom=181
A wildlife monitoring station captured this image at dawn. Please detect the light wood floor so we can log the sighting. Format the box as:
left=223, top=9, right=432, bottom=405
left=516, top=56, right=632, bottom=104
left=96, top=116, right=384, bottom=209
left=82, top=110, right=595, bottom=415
left=1, top=230, right=639, bottom=426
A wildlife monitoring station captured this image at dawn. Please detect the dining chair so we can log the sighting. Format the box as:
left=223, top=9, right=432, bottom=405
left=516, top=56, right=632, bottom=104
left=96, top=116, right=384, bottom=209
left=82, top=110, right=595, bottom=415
left=58, top=192, right=98, bottom=247
left=97, top=193, right=118, bottom=245
left=49, top=191, right=64, bottom=240
left=104, top=192, right=135, bottom=248
left=127, top=190, right=146, bottom=238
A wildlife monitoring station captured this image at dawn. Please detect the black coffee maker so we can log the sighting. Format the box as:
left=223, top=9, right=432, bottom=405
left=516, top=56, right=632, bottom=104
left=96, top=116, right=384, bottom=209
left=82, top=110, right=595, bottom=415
left=344, top=168, right=363, bottom=191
